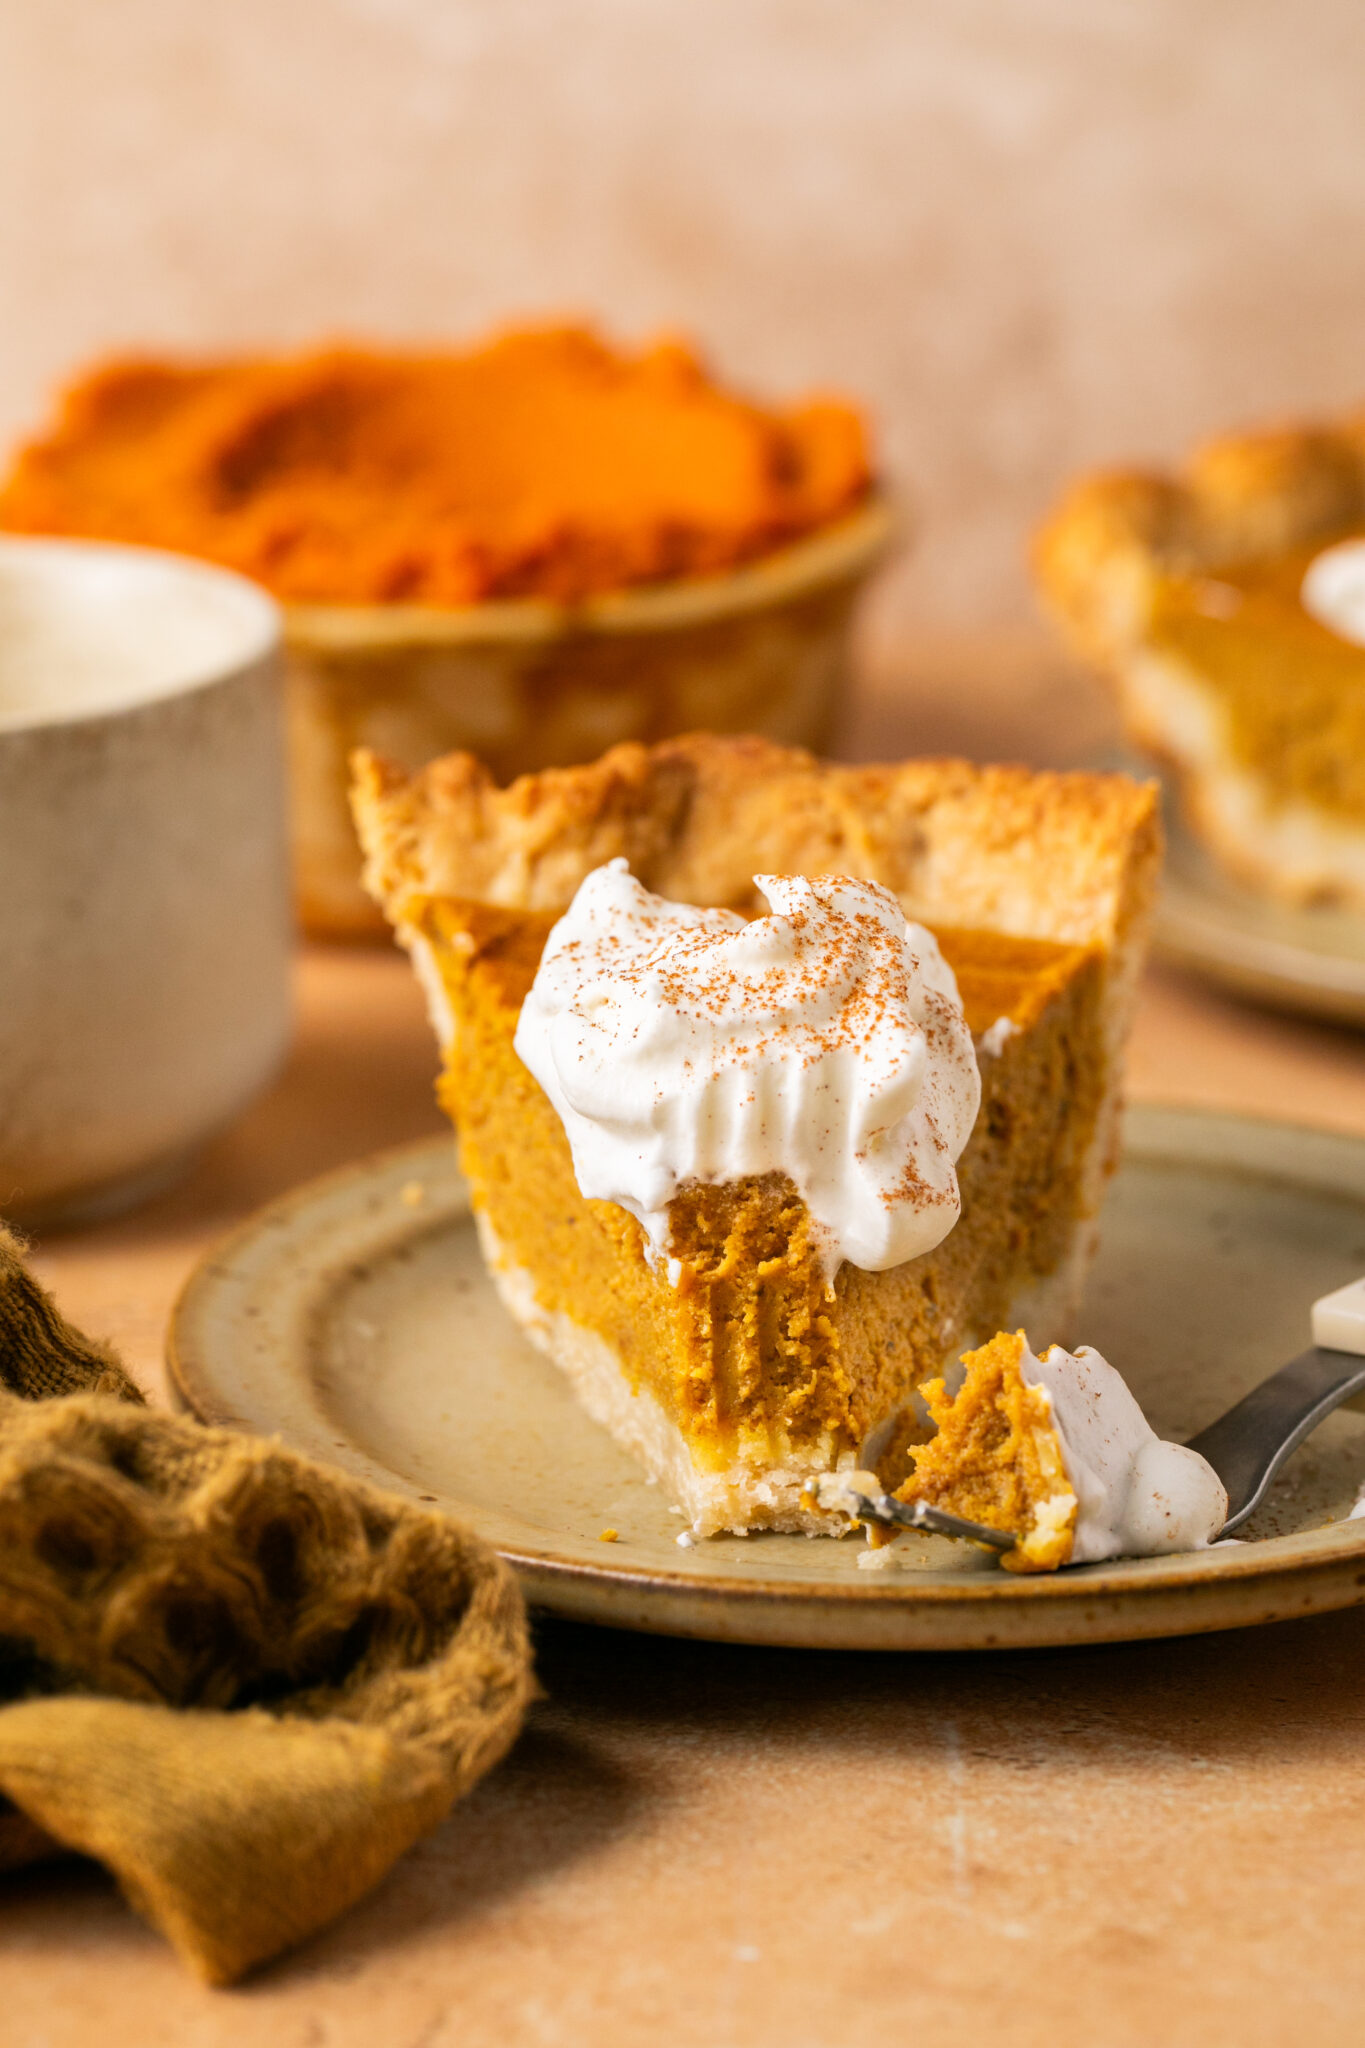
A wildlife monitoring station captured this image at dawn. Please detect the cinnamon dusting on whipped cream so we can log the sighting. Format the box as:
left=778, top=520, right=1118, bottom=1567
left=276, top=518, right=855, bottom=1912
left=513, top=859, right=981, bottom=1278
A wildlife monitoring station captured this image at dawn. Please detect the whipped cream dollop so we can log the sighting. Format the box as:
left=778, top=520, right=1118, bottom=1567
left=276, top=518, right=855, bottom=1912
left=513, top=859, right=982, bottom=1278
left=1022, top=1341, right=1228, bottom=1562
left=1301, top=539, right=1365, bottom=646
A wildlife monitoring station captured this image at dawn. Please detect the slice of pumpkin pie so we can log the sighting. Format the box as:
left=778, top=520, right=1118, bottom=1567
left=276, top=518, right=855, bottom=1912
left=352, top=733, right=1159, bottom=1537
left=1034, top=411, right=1365, bottom=907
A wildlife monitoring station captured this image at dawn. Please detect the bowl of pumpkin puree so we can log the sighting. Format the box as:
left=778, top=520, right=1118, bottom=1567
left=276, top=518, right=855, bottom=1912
left=0, top=326, right=893, bottom=937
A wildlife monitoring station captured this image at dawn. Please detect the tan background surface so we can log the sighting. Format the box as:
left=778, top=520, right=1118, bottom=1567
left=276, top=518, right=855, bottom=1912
left=3, top=0, right=1365, bottom=641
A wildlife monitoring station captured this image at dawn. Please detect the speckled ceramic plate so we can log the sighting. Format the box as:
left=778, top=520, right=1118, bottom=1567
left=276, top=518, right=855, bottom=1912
left=1153, top=804, right=1365, bottom=1028
left=168, top=1106, right=1365, bottom=1650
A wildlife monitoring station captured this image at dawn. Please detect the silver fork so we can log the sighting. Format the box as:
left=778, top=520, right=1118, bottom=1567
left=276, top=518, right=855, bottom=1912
left=839, top=1278, right=1365, bottom=1558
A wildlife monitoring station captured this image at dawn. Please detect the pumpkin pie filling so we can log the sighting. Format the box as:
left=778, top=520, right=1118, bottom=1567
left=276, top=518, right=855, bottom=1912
left=425, top=895, right=1101, bottom=1506
left=897, top=1330, right=1080, bottom=1573
left=1146, top=541, right=1365, bottom=823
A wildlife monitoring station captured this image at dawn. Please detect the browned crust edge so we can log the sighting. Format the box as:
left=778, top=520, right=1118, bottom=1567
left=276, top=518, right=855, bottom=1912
left=350, top=732, right=1160, bottom=968
left=1033, top=411, right=1365, bottom=665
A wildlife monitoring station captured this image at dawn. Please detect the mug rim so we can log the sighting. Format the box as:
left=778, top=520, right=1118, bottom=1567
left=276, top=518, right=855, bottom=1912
left=0, top=533, right=281, bottom=737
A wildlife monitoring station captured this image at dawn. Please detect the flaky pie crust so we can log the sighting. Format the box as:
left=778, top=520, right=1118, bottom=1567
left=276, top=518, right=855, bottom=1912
left=352, top=731, right=1159, bottom=957
left=1034, top=409, right=1365, bottom=664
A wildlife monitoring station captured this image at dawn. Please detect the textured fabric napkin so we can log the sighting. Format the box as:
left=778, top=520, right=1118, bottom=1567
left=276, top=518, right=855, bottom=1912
left=0, top=1226, right=534, bottom=1983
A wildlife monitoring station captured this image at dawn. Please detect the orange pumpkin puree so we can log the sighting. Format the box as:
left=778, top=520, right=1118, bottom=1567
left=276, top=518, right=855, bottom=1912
left=0, top=326, right=872, bottom=606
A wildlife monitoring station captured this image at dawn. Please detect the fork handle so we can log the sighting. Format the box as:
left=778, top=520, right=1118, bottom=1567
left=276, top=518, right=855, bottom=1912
left=1186, top=1346, right=1365, bottom=1535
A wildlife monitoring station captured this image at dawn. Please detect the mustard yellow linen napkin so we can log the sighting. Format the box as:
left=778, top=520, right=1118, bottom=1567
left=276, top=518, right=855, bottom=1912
left=0, top=1226, right=533, bottom=1983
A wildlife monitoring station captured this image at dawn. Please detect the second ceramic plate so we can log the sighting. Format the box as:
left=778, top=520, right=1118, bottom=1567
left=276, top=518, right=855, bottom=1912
left=169, top=1106, right=1365, bottom=1651
left=1154, top=804, right=1365, bottom=1028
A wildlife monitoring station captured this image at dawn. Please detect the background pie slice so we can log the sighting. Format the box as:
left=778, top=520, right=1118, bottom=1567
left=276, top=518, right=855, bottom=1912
left=1035, top=413, right=1365, bottom=907
left=353, top=734, right=1159, bottom=1537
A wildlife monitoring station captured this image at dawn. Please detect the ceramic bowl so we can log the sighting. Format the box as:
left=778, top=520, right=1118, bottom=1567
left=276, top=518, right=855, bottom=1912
left=0, top=537, right=291, bottom=1226
left=283, top=496, right=896, bottom=937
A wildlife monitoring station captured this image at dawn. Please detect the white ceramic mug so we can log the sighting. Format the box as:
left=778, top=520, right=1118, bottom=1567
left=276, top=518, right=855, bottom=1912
left=0, top=537, right=292, bottom=1225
